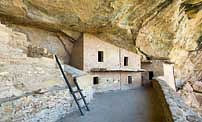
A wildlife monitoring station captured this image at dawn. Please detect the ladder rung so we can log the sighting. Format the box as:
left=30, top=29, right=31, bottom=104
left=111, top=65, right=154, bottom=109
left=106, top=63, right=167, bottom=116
left=77, top=96, right=86, bottom=101
left=55, top=55, right=87, bottom=116
left=72, top=89, right=83, bottom=94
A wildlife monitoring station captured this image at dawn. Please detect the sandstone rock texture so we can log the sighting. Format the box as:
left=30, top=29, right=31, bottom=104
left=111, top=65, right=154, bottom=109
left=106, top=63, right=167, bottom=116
left=0, top=0, right=202, bottom=120
left=153, top=78, right=202, bottom=122
left=179, top=81, right=202, bottom=115
left=0, top=0, right=201, bottom=83
left=193, top=81, right=202, bottom=93
left=0, top=23, right=93, bottom=122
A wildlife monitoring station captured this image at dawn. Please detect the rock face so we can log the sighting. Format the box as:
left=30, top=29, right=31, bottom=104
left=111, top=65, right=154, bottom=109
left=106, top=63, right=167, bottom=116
left=180, top=81, right=202, bottom=114
left=0, top=22, right=93, bottom=122
left=153, top=79, right=202, bottom=122
left=0, top=0, right=201, bottom=83
left=193, top=81, right=202, bottom=93
left=0, top=0, right=202, bottom=120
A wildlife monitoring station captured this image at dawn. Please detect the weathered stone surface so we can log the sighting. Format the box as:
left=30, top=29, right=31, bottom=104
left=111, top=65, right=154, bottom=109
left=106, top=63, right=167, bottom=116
left=183, top=82, right=193, bottom=92
left=27, top=45, right=53, bottom=58
left=0, top=0, right=201, bottom=84
left=193, top=81, right=202, bottom=93
left=181, top=91, right=200, bottom=108
left=10, top=25, right=75, bottom=64
left=0, top=0, right=174, bottom=53
left=178, top=81, right=202, bottom=115
left=0, top=0, right=202, bottom=120
left=153, top=78, right=202, bottom=122
left=194, top=93, right=202, bottom=106
left=0, top=23, right=93, bottom=122
left=186, top=114, right=202, bottom=122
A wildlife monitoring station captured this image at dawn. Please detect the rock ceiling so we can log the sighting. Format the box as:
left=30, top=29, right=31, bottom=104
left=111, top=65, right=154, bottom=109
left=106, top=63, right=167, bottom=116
left=0, top=0, right=202, bottom=82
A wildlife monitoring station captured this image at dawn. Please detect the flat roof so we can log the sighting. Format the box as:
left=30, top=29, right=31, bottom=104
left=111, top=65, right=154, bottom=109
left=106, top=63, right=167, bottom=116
left=91, top=68, right=146, bottom=72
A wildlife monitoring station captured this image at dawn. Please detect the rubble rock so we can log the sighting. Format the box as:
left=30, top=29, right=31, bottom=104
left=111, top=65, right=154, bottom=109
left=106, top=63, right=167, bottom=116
left=181, top=91, right=200, bottom=108
left=0, top=0, right=202, bottom=84
left=194, top=93, right=202, bottom=106
left=0, top=23, right=93, bottom=122
left=153, top=78, right=202, bottom=122
left=183, top=82, right=193, bottom=93
left=193, top=81, right=202, bottom=93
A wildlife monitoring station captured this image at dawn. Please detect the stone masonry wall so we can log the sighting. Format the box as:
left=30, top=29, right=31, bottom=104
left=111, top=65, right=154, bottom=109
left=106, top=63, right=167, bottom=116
left=152, top=78, right=202, bottom=122
left=0, top=23, right=93, bottom=122
left=83, top=33, right=141, bottom=72
left=10, top=25, right=74, bottom=64
left=91, top=72, right=142, bottom=93
left=141, top=60, right=165, bottom=77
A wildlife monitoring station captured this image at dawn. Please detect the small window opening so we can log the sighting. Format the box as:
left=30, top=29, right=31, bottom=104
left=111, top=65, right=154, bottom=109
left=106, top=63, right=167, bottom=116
left=149, top=71, right=154, bottom=80
left=93, top=77, right=99, bottom=85
left=128, top=76, right=132, bottom=84
left=124, top=57, right=128, bottom=66
left=98, top=51, right=104, bottom=62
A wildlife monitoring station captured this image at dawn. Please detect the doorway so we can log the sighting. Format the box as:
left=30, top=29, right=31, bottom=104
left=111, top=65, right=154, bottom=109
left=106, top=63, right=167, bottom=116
left=149, top=71, right=154, bottom=80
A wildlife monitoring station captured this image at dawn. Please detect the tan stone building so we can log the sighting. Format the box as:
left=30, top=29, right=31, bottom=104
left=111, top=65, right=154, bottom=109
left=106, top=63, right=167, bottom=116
left=70, top=33, right=142, bottom=92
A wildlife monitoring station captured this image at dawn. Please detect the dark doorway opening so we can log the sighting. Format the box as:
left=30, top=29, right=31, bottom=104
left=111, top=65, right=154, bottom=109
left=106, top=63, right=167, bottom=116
left=128, top=76, right=132, bottom=84
left=93, top=77, right=99, bottom=85
left=149, top=71, right=154, bottom=80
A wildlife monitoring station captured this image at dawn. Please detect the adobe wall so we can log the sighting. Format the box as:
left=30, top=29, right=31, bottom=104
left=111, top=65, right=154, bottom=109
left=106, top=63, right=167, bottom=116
left=91, top=72, right=121, bottom=92
left=120, top=49, right=141, bottom=70
left=120, top=72, right=142, bottom=90
left=69, top=35, right=84, bottom=70
left=141, top=60, right=165, bottom=85
left=83, top=33, right=120, bottom=71
left=152, top=78, right=202, bottom=122
left=163, top=63, right=176, bottom=91
left=83, top=33, right=140, bottom=71
left=91, top=72, right=142, bottom=92
left=141, top=60, right=165, bottom=76
left=141, top=72, right=150, bottom=85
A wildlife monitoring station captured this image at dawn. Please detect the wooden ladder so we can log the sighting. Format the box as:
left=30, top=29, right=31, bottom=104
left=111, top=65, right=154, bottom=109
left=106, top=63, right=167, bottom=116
left=55, top=55, right=90, bottom=116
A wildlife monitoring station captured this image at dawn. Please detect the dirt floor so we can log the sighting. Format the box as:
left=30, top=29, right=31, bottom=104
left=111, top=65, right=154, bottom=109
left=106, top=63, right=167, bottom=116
left=58, top=85, right=164, bottom=122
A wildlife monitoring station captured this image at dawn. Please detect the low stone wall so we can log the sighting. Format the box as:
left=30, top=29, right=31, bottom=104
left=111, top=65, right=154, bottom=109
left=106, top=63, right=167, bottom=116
left=0, top=87, right=93, bottom=122
left=152, top=78, right=202, bottom=122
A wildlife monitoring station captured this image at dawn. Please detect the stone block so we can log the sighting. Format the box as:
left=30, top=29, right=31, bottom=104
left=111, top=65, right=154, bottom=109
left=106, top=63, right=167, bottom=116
left=194, top=93, right=202, bottom=106
left=193, top=81, right=202, bottom=93
left=152, top=78, right=202, bottom=122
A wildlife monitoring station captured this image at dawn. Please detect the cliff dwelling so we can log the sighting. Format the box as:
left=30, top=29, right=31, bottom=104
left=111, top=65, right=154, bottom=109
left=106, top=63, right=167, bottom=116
left=70, top=33, right=142, bottom=92
left=1, top=0, right=202, bottom=122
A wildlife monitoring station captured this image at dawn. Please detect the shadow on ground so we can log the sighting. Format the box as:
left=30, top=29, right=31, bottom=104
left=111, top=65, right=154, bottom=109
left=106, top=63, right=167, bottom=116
left=58, top=85, right=164, bottom=122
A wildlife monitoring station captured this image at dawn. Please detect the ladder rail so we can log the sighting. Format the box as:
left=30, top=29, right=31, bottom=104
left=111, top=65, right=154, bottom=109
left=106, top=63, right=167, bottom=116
left=55, top=55, right=73, bottom=92
left=54, top=55, right=84, bottom=115
left=73, top=78, right=90, bottom=111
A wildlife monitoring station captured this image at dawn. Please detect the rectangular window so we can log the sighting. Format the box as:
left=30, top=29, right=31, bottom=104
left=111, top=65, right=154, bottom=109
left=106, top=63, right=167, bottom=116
left=128, top=76, right=132, bottom=84
left=93, top=77, right=99, bottom=85
left=124, top=57, right=128, bottom=66
left=149, top=71, right=154, bottom=80
left=98, top=51, right=104, bottom=62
